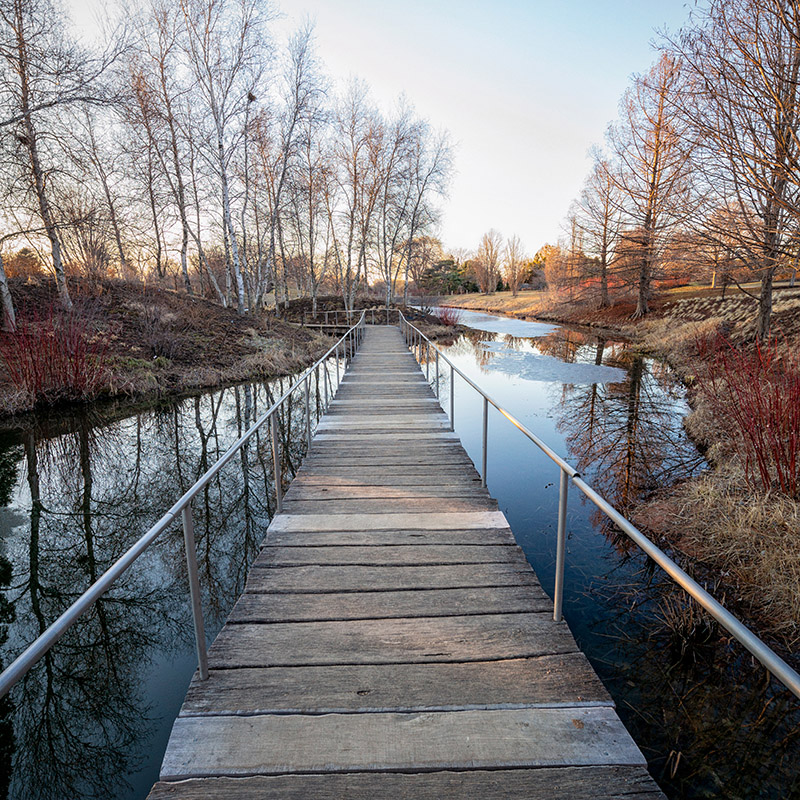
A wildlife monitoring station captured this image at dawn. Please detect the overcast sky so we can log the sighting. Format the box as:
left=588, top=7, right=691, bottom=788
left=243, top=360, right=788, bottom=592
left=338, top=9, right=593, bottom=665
left=75, top=0, right=693, bottom=257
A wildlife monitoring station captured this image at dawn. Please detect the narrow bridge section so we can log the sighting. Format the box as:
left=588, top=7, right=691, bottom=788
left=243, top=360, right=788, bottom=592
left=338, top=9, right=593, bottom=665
left=148, top=326, right=665, bottom=799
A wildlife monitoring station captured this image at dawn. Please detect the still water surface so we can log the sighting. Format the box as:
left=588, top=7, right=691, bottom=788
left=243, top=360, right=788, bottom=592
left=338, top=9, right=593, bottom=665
left=0, top=310, right=797, bottom=798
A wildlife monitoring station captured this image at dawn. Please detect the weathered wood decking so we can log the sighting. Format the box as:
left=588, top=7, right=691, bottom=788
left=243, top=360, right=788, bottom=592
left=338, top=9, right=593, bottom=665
left=148, top=325, right=665, bottom=799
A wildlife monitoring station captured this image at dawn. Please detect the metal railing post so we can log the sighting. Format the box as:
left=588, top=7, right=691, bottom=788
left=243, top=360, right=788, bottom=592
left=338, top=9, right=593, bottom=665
left=314, top=364, right=320, bottom=421
left=335, top=343, right=341, bottom=385
left=181, top=505, right=209, bottom=681
left=323, top=360, right=330, bottom=408
left=449, top=364, right=455, bottom=431
left=304, top=375, right=311, bottom=447
left=435, top=349, right=440, bottom=398
left=426, top=342, right=430, bottom=381
left=481, top=397, right=488, bottom=487
left=553, top=469, right=570, bottom=622
left=271, top=413, right=283, bottom=514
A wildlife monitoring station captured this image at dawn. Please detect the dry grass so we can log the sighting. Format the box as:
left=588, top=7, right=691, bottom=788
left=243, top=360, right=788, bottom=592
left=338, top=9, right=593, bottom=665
left=441, top=291, right=559, bottom=318
left=637, top=465, right=800, bottom=648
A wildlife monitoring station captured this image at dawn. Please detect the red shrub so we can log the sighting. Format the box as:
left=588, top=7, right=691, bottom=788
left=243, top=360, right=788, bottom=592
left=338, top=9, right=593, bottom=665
left=436, top=306, right=462, bottom=326
left=0, top=306, right=109, bottom=405
left=694, top=335, right=800, bottom=498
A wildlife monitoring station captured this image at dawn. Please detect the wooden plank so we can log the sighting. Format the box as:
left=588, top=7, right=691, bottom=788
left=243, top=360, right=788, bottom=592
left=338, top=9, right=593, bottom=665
left=282, top=485, right=492, bottom=500
left=149, top=766, right=664, bottom=799
left=159, top=707, right=646, bottom=779
left=267, top=511, right=510, bottom=533
left=244, top=563, right=539, bottom=593
left=206, top=613, right=579, bottom=668
left=179, top=654, right=611, bottom=715
left=230, top=585, right=550, bottom=623
left=279, top=498, right=497, bottom=514
left=294, top=465, right=482, bottom=476
left=261, top=528, right=517, bottom=547
left=290, top=473, right=481, bottom=486
left=251, top=544, right=524, bottom=567
left=303, top=444, right=473, bottom=456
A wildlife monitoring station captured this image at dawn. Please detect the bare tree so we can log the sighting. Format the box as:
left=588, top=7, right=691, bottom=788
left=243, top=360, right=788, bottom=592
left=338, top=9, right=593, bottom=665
left=576, top=149, right=623, bottom=307
left=607, top=53, right=694, bottom=316
left=402, top=126, right=452, bottom=304
left=328, top=81, right=384, bottom=312
left=179, top=0, right=269, bottom=313
left=475, top=229, right=503, bottom=293
left=504, top=233, right=525, bottom=296
left=668, top=0, right=800, bottom=339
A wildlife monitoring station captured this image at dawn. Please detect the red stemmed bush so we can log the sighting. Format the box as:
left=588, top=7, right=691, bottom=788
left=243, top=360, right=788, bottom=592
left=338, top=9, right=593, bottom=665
left=436, top=306, right=462, bottom=327
left=694, top=334, right=800, bottom=498
left=0, top=306, right=109, bottom=405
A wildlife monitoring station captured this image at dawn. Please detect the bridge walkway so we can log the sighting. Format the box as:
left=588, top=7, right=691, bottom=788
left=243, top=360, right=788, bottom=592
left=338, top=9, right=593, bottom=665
left=147, top=325, right=665, bottom=799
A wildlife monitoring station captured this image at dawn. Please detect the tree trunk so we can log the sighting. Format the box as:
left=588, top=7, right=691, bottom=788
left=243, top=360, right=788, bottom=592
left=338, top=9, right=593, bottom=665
left=218, top=133, right=246, bottom=314
left=14, top=1, right=71, bottom=310
left=756, top=266, right=776, bottom=341
left=0, top=254, right=17, bottom=331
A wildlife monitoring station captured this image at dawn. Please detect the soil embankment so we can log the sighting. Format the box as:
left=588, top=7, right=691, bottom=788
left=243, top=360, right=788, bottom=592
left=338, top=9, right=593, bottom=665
left=0, top=278, right=333, bottom=416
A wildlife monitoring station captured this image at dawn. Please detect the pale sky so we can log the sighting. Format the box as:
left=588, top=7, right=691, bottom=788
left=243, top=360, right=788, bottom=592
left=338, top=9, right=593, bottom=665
left=278, top=0, right=694, bottom=256
left=72, top=0, right=693, bottom=257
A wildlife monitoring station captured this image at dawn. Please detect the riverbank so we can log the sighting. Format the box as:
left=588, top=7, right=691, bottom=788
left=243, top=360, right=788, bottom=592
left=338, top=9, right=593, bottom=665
left=0, top=277, right=333, bottom=416
left=444, top=290, right=800, bottom=653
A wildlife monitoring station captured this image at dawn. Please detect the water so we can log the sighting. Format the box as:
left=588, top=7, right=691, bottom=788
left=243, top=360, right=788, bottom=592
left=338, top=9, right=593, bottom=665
left=0, top=313, right=798, bottom=798
left=430, top=308, right=800, bottom=798
left=0, top=372, right=329, bottom=800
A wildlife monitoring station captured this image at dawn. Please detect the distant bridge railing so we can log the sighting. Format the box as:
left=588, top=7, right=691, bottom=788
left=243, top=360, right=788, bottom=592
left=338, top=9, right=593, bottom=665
left=0, top=313, right=367, bottom=699
left=303, top=307, right=403, bottom=326
left=397, top=310, right=800, bottom=702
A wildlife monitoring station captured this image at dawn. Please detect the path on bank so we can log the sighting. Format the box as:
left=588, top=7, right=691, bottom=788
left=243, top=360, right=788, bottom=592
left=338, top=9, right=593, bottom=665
left=147, top=325, right=664, bottom=799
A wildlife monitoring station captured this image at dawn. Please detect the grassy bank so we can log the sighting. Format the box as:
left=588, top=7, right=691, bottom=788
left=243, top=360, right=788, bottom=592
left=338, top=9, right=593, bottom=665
left=445, top=287, right=800, bottom=652
left=0, top=277, right=333, bottom=416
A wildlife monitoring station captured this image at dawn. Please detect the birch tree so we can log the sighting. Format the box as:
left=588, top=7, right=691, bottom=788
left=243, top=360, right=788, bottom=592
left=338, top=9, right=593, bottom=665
left=475, top=229, right=503, bottom=293
left=179, top=0, right=269, bottom=313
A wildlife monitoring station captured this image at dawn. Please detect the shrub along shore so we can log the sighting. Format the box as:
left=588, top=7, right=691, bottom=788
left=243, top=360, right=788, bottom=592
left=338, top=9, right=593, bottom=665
left=443, top=288, right=800, bottom=655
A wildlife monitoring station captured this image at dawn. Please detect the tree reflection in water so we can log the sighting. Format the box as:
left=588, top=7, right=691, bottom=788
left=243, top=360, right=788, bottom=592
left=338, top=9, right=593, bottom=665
left=552, top=333, right=705, bottom=539
left=0, top=368, right=325, bottom=800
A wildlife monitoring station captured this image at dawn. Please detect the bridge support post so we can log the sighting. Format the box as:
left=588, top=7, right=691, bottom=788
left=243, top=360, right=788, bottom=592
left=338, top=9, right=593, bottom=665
left=435, top=350, right=440, bottom=398
left=181, top=506, right=209, bottom=681
left=271, top=414, right=283, bottom=514
left=481, top=397, right=488, bottom=487
left=553, top=469, right=569, bottom=622
left=450, top=364, right=455, bottom=431
left=304, top=375, right=311, bottom=448
left=426, top=342, right=430, bottom=381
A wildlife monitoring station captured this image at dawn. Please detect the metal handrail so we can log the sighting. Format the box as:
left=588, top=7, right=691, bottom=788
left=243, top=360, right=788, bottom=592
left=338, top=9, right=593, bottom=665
left=397, top=311, right=800, bottom=702
left=313, top=307, right=410, bottom=326
left=0, top=312, right=368, bottom=700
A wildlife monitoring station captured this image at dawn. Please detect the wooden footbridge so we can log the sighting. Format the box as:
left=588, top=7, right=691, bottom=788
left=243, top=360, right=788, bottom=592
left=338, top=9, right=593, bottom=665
left=146, top=325, right=664, bottom=799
